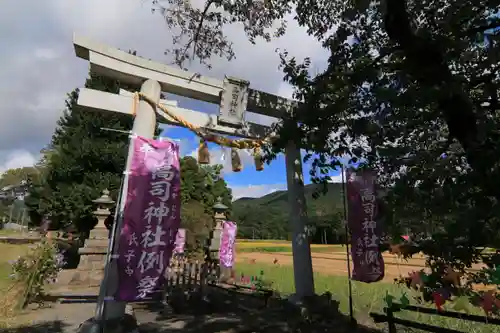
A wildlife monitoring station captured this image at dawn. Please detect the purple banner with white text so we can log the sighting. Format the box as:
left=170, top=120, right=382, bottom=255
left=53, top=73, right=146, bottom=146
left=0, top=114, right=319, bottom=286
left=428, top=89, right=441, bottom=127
left=346, top=168, right=384, bottom=283
left=174, top=228, right=186, bottom=254
left=219, top=221, right=237, bottom=268
left=115, top=136, right=181, bottom=301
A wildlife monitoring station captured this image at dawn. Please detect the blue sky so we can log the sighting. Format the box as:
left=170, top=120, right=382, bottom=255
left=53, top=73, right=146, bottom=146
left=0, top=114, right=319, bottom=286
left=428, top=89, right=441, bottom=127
left=158, top=94, right=343, bottom=200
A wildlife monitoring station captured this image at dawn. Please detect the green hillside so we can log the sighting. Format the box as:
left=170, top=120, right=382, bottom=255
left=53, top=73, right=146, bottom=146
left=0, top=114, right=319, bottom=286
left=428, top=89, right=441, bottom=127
left=232, top=183, right=346, bottom=242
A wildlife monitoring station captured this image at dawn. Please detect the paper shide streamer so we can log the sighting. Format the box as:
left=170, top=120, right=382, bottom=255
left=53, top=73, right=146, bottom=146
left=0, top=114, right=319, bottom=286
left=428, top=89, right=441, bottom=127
left=198, top=139, right=210, bottom=164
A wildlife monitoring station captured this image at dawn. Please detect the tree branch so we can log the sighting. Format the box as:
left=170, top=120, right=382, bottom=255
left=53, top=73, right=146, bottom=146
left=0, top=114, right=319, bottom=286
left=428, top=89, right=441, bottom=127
left=468, top=20, right=500, bottom=35
left=179, top=0, right=216, bottom=63
left=191, top=0, right=216, bottom=60
left=382, top=0, right=500, bottom=199
left=383, top=0, right=414, bottom=49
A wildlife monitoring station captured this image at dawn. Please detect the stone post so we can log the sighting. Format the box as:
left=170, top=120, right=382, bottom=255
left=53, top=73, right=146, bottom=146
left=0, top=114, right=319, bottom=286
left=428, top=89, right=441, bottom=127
left=285, top=141, right=315, bottom=300
left=209, top=198, right=230, bottom=281
left=71, top=189, right=115, bottom=287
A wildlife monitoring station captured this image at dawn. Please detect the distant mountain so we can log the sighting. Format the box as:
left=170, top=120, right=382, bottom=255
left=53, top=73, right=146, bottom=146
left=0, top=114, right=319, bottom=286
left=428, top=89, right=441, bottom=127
left=232, top=183, right=346, bottom=242
left=233, top=197, right=255, bottom=202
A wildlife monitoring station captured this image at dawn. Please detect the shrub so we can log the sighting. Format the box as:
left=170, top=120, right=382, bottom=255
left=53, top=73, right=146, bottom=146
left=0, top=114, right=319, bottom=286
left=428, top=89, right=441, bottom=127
left=9, top=240, right=65, bottom=308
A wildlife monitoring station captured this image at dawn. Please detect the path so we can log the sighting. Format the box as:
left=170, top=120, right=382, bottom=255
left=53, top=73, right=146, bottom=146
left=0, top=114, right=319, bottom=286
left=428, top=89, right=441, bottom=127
left=133, top=286, right=384, bottom=333
left=1, top=268, right=385, bottom=333
left=3, top=302, right=98, bottom=333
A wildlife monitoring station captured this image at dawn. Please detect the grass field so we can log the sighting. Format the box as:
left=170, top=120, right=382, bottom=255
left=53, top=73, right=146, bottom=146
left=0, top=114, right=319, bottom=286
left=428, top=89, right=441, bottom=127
left=0, top=242, right=31, bottom=327
left=235, top=262, right=499, bottom=332
left=0, top=243, right=29, bottom=289
left=233, top=239, right=500, bottom=333
left=0, top=229, right=25, bottom=237
left=236, top=240, right=343, bottom=253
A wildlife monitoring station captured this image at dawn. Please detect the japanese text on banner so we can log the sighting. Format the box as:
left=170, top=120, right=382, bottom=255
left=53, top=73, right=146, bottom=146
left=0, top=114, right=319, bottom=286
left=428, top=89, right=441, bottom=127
left=346, top=168, right=384, bottom=283
left=219, top=222, right=237, bottom=268
left=174, top=228, right=186, bottom=255
left=116, top=137, right=181, bottom=301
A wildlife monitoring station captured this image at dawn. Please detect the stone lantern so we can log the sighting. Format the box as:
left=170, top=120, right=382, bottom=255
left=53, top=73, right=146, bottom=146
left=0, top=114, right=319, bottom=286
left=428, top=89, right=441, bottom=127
left=71, top=189, right=115, bottom=287
left=206, top=198, right=230, bottom=281
left=209, top=197, right=228, bottom=254
left=92, top=189, right=115, bottom=232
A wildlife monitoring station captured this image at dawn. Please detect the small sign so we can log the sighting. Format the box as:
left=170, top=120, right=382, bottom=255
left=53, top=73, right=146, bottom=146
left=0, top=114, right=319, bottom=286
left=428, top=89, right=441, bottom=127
left=218, top=76, right=249, bottom=128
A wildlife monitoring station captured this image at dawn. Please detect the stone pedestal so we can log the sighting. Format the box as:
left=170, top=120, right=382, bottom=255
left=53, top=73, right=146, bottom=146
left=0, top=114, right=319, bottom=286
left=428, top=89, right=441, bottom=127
left=69, top=190, right=114, bottom=287
left=209, top=215, right=224, bottom=253
left=70, top=226, right=110, bottom=286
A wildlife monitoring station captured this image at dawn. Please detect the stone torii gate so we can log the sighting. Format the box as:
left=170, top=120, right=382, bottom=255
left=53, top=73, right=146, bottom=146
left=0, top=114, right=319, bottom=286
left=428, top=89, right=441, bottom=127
left=73, top=34, right=315, bottom=323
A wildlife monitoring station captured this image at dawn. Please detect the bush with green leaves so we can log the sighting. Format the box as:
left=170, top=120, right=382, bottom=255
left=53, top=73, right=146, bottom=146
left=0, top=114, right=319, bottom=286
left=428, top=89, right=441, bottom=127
left=9, top=240, right=65, bottom=308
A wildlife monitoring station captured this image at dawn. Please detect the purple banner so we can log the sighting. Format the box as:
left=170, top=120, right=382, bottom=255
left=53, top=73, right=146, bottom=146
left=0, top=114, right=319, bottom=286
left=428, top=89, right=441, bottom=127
left=174, top=228, right=186, bottom=254
left=219, top=221, right=237, bottom=268
left=346, top=168, right=384, bottom=283
left=116, top=136, right=181, bottom=301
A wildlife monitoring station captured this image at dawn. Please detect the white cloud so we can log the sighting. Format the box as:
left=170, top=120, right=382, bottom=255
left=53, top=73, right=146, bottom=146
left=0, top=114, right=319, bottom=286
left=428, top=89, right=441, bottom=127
left=230, top=183, right=287, bottom=200
left=0, top=0, right=328, bottom=179
left=0, top=150, right=39, bottom=174
left=34, top=48, right=60, bottom=60
left=277, top=83, right=296, bottom=100
left=183, top=141, right=288, bottom=200
left=328, top=174, right=344, bottom=183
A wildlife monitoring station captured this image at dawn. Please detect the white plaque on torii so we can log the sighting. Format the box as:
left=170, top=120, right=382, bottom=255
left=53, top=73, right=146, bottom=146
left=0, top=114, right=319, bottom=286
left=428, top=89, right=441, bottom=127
left=218, top=76, right=250, bottom=128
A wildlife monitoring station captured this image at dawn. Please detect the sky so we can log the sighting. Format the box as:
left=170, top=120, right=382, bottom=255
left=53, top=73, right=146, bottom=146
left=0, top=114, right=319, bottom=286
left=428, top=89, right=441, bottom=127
left=0, top=0, right=343, bottom=200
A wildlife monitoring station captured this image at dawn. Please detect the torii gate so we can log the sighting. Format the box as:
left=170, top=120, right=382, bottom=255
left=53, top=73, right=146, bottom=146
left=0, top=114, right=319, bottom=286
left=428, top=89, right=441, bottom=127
left=73, top=34, right=314, bottom=322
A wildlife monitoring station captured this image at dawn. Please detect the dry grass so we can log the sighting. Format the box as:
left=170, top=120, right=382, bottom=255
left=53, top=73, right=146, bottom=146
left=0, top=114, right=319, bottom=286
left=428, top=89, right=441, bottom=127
left=0, top=243, right=31, bottom=327
left=235, top=240, right=343, bottom=254
left=236, top=240, right=340, bottom=248
left=0, top=284, right=25, bottom=327
left=236, top=239, right=341, bottom=248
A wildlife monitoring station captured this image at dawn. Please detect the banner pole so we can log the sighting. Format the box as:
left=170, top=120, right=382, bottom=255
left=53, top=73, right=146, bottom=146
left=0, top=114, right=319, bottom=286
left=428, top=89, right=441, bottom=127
left=341, top=165, right=355, bottom=323
left=94, top=164, right=127, bottom=325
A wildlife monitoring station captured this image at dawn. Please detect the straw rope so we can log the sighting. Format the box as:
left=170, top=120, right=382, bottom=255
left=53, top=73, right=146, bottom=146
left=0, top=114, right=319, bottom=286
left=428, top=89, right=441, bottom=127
left=131, top=91, right=273, bottom=151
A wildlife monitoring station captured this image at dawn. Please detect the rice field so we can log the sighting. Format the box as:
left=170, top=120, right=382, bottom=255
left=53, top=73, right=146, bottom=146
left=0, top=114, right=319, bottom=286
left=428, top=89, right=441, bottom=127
left=236, top=239, right=343, bottom=253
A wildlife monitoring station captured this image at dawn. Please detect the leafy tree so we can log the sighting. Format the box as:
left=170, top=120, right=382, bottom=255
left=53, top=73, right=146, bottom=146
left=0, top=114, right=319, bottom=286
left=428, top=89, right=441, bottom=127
left=180, top=201, right=211, bottom=258
left=179, top=156, right=232, bottom=257
left=148, top=0, right=500, bottom=288
left=0, top=167, right=41, bottom=189
left=180, top=157, right=232, bottom=211
left=0, top=167, right=39, bottom=225
left=232, top=183, right=345, bottom=241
